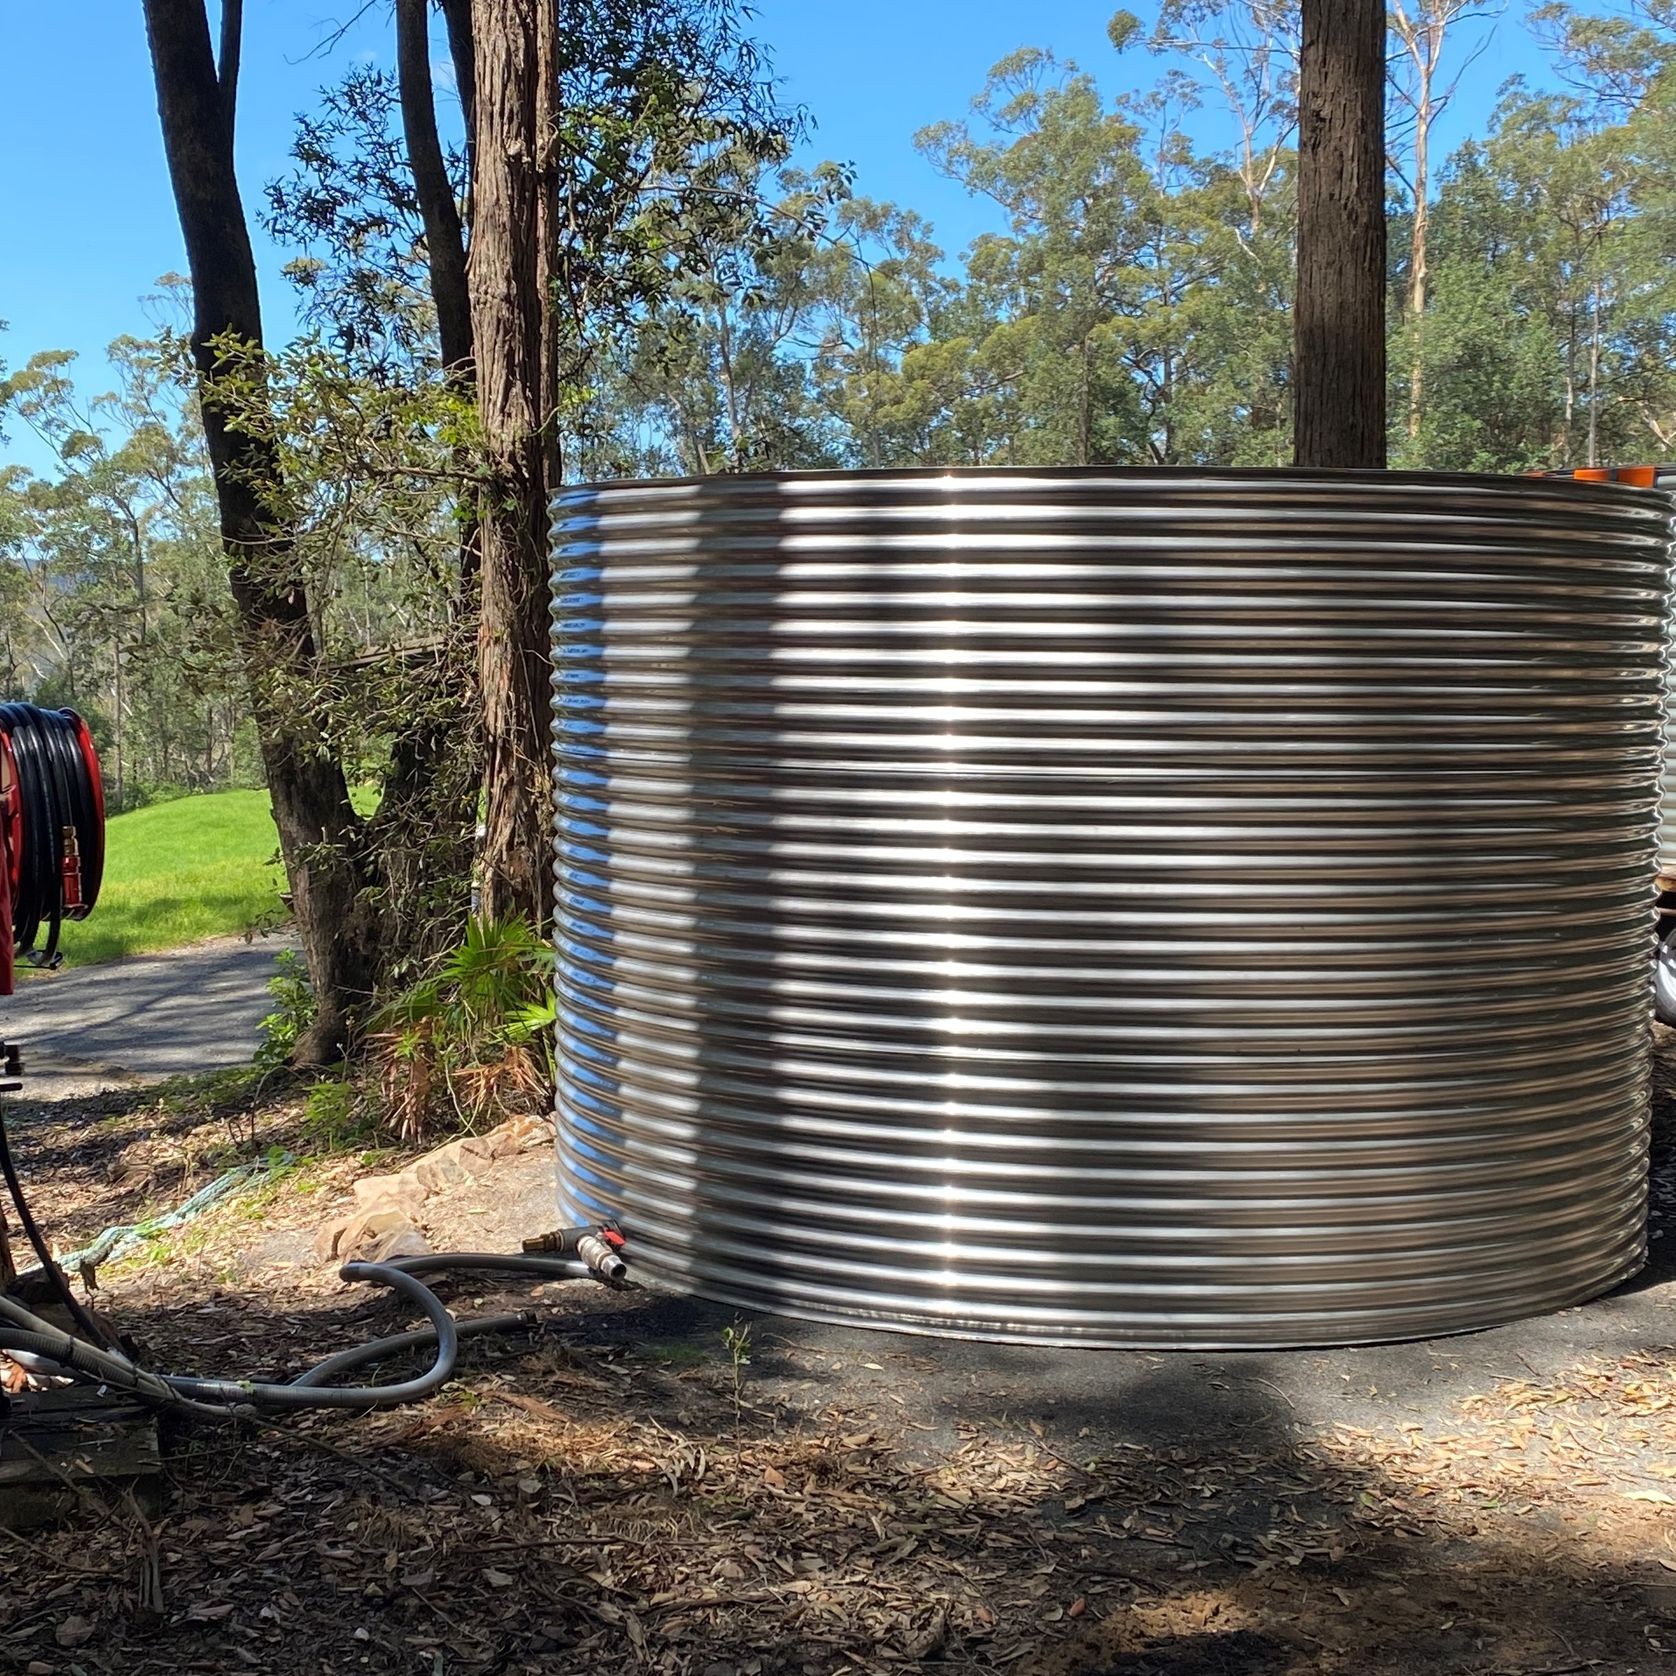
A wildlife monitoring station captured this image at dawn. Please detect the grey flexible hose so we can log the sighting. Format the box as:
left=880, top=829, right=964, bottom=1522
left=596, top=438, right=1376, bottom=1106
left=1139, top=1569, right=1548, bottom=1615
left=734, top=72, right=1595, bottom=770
left=161, top=1262, right=461, bottom=1411
left=0, top=1263, right=459, bottom=1414
left=0, top=1251, right=615, bottom=1416
left=0, top=1310, right=235, bottom=1420
left=385, top=1253, right=594, bottom=1283
left=290, top=1311, right=530, bottom=1388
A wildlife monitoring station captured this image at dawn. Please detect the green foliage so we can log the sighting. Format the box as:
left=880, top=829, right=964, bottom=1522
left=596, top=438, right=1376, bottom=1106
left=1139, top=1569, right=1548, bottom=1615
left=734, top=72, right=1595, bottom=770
left=380, top=914, right=556, bottom=1047
left=301, top=1078, right=365, bottom=1150
left=577, top=5, right=1676, bottom=478
left=367, top=916, right=555, bottom=1144
left=0, top=329, right=256, bottom=808
left=257, top=948, right=319, bottom=1072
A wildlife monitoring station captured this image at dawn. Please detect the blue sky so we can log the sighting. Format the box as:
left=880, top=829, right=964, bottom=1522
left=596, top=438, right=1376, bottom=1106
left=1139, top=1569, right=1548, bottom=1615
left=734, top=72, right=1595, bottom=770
left=2, top=0, right=1552, bottom=475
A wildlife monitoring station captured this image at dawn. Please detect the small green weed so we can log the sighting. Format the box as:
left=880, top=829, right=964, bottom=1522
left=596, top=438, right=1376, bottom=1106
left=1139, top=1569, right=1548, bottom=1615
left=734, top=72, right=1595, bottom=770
left=256, top=950, right=317, bottom=1072
left=301, top=1078, right=366, bottom=1150
left=721, top=1321, right=753, bottom=1423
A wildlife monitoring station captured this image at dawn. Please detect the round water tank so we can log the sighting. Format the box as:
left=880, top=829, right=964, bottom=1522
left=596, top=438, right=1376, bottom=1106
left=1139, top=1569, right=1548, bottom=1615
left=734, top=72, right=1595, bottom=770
left=1664, top=661, right=1676, bottom=879
left=551, top=469, right=1672, bottom=1347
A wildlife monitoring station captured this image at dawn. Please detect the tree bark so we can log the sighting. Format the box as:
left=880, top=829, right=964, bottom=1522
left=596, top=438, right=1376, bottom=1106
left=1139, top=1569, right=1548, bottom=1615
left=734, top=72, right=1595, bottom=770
left=467, top=0, right=557, bottom=926
left=1401, top=24, right=1427, bottom=445
left=1391, top=0, right=1456, bottom=444
left=142, top=0, right=376, bottom=1062
left=1406, top=160, right=1429, bottom=441
left=1294, top=0, right=1388, bottom=468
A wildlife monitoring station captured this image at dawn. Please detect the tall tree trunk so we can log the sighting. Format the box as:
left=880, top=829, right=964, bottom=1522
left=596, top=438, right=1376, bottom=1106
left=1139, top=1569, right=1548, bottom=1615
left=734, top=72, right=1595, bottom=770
left=396, top=0, right=474, bottom=379
left=142, top=0, right=376, bottom=1062
left=468, top=0, right=558, bottom=926
left=1294, top=0, right=1388, bottom=468
left=1563, top=302, right=1577, bottom=460
left=1391, top=0, right=1455, bottom=446
left=377, top=0, right=484, bottom=967
left=439, top=0, right=478, bottom=167
left=1587, top=278, right=1603, bottom=468
left=1406, top=82, right=1430, bottom=442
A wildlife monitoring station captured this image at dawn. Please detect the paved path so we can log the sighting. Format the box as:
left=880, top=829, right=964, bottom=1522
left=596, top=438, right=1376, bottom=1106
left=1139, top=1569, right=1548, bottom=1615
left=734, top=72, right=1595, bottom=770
left=0, top=936, right=293, bottom=1099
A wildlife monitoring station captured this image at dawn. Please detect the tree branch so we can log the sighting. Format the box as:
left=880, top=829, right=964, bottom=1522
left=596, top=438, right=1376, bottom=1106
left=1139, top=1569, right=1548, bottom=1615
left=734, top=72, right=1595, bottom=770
left=438, top=0, right=477, bottom=163
left=395, top=0, right=474, bottom=376
left=217, top=0, right=242, bottom=140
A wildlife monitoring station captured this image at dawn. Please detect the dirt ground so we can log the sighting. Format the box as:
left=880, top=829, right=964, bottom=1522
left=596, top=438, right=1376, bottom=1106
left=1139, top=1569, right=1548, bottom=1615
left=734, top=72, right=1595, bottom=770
left=1, top=1050, right=1675, bottom=1676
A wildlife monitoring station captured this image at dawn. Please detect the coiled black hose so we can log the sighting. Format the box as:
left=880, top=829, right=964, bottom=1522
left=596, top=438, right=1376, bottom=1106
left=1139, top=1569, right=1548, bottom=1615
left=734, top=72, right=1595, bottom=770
left=0, top=1251, right=620, bottom=1416
left=0, top=703, right=105, bottom=968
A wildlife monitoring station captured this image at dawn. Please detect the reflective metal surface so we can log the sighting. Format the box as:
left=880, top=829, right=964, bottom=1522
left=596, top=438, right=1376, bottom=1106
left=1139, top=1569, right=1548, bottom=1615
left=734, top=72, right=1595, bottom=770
left=1663, top=710, right=1676, bottom=877
left=551, top=468, right=1672, bottom=1347
left=1652, top=470, right=1676, bottom=878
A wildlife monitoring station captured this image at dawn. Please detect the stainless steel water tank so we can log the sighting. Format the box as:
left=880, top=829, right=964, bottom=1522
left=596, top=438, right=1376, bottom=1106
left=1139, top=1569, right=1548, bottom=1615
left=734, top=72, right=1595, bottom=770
left=1664, top=704, right=1676, bottom=879
left=551, top=469, right=1672, bottom=1348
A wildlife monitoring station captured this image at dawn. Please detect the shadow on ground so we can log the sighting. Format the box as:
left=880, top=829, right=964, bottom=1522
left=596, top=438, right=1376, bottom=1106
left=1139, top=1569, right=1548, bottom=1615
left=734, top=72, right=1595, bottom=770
left=1, top=1042, right=1673, bottom=1673
left=3, top=1266, right=1672, bottom=1676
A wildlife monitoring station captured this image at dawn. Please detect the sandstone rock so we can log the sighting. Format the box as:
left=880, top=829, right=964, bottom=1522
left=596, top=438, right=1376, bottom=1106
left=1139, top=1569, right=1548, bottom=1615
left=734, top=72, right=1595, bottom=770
left=335, top=1206, right=419, bottom=1264
left=478, top=1124, right=523, bottom=1160
left=312, top=1217, right=351, bottom=1264
left=447, top=1135, right=498, bottom=1178
left=353, top=1172, right=426, bottom=1215
left=361, top=1226, right=432, bottom=1263
left=414, top=1150, right=468, bottom=1193
left=490, top=1113, right=553, bottom=1156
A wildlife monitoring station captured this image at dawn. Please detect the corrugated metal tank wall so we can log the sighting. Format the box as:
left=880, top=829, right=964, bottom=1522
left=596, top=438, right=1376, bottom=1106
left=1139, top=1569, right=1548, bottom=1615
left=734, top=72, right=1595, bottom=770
left=1664, top=706, right=1676, bottom=877
left=551, top=469, right=1673, bottom=1348
left=1664, top=499, right=1676, bottom=880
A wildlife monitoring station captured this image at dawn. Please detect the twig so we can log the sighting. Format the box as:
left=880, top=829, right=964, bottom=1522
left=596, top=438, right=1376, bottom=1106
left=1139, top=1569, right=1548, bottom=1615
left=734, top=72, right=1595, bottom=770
left=125, top=1485, right=166, bottom=1616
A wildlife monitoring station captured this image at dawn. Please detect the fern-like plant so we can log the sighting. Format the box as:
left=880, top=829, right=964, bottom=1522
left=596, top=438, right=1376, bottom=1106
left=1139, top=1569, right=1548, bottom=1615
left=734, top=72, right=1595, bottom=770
left=367, top=916, right=555, bottom=1144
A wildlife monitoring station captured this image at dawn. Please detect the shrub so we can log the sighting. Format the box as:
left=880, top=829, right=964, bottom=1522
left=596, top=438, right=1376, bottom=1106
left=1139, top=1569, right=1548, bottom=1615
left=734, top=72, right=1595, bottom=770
left=366, top=916, right=555, bottom=1145
left=256, top=949, right=318, bottom=1071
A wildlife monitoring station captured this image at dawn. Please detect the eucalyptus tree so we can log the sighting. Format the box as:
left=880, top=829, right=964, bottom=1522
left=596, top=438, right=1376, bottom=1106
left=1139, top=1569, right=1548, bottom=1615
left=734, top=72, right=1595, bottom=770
left=144, top=0, right=378, bottom=1061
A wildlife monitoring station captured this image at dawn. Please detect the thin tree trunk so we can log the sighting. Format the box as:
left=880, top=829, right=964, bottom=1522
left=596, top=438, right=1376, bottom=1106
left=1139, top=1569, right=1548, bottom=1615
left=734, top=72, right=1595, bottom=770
left=1294, top=0, right=1387, bottom=468
left=1406, top=71, right=1430, bottom=441
left=717, top=308, right=743, bottom=464
left=142, top=0, right=376, bottom=1062
left=468, top=0, right=557, bottom=926
left=217, top=0, right=241, bottom=138
left=380, top=0, right=484, bottom=964
left=112, top=641, right=126, bottom=813
left=1587, top=278, right=1603, bottom=468
left=1563, top=302, right=1577, bottom=460
left=1079, top=331, right=1092, bottom=466
left=396, top=0, right=474, bottom=379
left=534, top=0, right=561, bottom=482
left=439, top=0, right=478, bottom=165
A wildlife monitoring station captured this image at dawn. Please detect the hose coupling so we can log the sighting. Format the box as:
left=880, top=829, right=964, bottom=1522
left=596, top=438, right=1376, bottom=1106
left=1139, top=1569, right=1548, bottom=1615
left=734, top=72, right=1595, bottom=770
left=576, top=1222, right=628, bottom=1283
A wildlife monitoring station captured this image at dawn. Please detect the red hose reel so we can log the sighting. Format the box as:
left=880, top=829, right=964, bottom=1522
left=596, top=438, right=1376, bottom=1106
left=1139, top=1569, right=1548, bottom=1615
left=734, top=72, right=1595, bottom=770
left=0, top=730, right=19, bottom=1002
left=0, top=707, right=104, bottom=996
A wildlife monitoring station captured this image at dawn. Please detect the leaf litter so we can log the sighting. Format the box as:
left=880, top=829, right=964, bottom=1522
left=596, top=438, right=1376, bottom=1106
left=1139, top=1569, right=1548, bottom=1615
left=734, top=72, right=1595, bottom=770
left=1, top=1067, right=1675, bottom=1673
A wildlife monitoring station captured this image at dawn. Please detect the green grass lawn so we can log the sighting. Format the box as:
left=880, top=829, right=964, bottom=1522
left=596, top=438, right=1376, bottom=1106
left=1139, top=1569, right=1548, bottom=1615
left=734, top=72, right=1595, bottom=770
left=49, top=789, right=286, bottom=968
